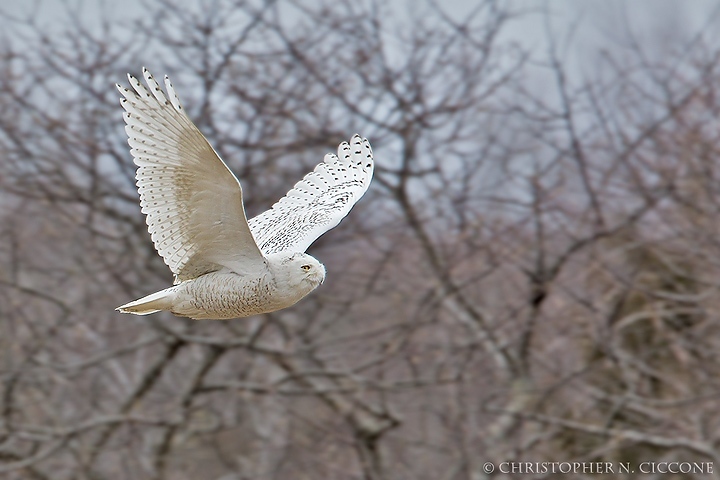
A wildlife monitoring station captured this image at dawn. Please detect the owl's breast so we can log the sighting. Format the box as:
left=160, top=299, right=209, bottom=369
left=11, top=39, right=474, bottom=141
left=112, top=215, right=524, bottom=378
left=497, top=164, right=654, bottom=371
left=170, top=269, right=312, bottom=320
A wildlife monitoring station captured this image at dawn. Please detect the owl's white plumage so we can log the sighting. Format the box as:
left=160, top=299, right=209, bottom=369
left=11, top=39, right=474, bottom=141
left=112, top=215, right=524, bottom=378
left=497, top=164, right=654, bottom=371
left=115, top=68, right=373, bottom=320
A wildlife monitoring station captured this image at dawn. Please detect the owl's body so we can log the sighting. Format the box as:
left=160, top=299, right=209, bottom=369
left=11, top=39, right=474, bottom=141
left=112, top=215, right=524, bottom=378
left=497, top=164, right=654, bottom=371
left=115, top=68, right=373, bottom=320
left=120, top=253, right=326, bottom=320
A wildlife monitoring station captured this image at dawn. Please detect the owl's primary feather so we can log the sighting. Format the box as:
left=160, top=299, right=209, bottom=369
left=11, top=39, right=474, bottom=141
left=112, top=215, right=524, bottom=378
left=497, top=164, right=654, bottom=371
left=115, top=68, right=374, bottom=319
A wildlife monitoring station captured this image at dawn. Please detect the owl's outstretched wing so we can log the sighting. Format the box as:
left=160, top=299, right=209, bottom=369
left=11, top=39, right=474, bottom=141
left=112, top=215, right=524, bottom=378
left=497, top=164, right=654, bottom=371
left=118, top=68, right=264, bottom=282
left=248, top=135, right=374, bottom=255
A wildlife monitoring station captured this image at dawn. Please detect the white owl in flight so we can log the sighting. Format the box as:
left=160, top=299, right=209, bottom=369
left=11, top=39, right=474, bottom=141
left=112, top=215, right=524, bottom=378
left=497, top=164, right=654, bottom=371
left=115, top=68, right=374, bottom=320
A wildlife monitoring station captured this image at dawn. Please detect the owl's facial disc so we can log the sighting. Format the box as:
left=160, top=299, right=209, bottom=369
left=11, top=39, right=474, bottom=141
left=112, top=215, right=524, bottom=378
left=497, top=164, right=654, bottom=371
left=298, top=256, right=325, bottom=285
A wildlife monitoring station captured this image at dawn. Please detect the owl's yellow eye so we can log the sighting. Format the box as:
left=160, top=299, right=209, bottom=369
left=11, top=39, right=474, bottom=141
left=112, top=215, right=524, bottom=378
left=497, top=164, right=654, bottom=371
left=301, top=265, right=312, bottom=271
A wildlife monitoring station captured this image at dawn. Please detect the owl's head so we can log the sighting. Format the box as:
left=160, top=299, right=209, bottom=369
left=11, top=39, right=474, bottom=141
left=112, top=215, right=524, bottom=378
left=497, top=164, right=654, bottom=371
left=268, top=252, right=326, bottom=291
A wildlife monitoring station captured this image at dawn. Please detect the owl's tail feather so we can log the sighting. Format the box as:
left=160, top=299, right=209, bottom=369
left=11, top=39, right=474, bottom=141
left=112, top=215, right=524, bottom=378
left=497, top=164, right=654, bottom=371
left=116, top=288, right=174, bottom=315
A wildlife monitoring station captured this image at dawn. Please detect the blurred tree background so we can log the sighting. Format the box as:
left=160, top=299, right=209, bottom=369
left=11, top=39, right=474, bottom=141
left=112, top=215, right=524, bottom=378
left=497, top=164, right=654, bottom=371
left=2, top=0, right=720, bottom=478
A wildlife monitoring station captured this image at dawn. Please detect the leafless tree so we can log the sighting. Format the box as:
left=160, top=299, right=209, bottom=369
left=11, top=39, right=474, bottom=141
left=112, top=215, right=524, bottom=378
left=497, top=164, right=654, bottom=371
left=2, top=1, right=720, bottom=479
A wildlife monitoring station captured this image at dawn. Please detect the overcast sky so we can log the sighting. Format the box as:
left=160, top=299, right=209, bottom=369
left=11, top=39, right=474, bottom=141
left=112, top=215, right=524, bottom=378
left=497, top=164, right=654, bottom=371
left=3, top=0, right=720, bottom=47
left=2, top=0, right=720, bottom=85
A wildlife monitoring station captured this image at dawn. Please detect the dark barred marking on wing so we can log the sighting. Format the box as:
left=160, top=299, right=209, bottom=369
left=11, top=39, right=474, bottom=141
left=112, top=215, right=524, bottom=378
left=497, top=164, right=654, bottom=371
left=248, top=135, right=374, bottom=256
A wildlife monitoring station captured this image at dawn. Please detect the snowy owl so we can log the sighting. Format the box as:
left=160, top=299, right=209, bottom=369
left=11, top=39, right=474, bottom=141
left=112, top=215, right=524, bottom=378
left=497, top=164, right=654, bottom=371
left=115, top=68, right=374, bottom=320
